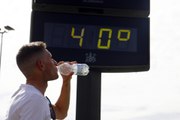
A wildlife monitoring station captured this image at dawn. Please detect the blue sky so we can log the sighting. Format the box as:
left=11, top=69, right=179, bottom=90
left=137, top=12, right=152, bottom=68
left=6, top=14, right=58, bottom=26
left=1, top=0, right=180, bottom=120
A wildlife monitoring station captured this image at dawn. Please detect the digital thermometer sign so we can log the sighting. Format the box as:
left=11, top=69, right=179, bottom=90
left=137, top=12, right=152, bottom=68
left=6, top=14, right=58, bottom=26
left=45, top=23, right=137, bottom=52
left=30, top=11, right=149, bottom=72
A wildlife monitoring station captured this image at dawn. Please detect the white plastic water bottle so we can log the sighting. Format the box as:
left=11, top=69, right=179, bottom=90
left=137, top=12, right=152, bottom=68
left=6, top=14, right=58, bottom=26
left=57, top=63, right=89, bottom=76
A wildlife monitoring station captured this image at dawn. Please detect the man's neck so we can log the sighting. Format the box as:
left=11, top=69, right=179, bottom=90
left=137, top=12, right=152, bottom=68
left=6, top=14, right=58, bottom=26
left=26, top=78, right=48, bottom=95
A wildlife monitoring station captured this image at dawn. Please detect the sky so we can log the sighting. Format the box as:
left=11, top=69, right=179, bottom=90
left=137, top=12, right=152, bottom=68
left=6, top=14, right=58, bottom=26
left=1, top=0, right=180, bottom=120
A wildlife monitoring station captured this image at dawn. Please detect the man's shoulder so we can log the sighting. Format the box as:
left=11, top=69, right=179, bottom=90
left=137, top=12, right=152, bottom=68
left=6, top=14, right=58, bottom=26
left=11, top=84, right=46, bottom=106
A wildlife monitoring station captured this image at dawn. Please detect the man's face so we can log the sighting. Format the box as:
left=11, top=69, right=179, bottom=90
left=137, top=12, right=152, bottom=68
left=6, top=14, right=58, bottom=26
left=43, top=49, right=59, bottom=81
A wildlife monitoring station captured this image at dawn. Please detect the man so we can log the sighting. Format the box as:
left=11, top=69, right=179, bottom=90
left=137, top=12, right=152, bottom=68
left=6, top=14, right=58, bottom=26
left=5, top=41, right=74, bottom=120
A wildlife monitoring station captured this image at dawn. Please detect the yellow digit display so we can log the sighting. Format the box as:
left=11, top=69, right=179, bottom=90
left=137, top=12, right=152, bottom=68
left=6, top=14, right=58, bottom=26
left=71, top=27, right=85, bottom=47
left=62, top=25, right=137, bottom=52
left=70, top=27, right=135, bottom=51
left=117, top=29, right=131, bottom=41
left=97, top=28, right=112, bottom=49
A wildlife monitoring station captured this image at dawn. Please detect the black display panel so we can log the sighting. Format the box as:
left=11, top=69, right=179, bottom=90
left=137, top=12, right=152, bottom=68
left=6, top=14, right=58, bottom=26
left=32, top=0, right=150, bottom=18
left=30, top=11, right=150, bottom=72
left=34, top=0, right=150, bottom=11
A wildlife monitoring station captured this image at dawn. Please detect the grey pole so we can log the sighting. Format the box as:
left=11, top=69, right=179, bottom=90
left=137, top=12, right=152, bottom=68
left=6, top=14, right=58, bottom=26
left=0, top=26, right=14, bottom=75
left=0, top=31, right=6, bottom=73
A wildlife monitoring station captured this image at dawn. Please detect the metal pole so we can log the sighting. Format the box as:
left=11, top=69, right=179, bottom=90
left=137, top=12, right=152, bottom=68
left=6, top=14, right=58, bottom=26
left=0, top=26, right=14, bottom=75
left=76, top=71, right=101, bottom=120
left=0, top=31, right=5, bottom=73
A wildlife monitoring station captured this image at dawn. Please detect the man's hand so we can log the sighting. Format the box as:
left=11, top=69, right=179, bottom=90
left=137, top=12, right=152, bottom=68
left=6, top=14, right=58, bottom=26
left=57, top=61, right=77, bottom=81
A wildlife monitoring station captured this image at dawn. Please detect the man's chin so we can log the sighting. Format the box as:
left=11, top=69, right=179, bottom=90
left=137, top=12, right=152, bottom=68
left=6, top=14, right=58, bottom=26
left=49, top=74, right=59, bottom=81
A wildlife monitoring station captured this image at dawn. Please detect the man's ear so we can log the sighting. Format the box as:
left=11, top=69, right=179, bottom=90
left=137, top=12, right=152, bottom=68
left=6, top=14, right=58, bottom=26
left=36, top=59, right=45, bottom=71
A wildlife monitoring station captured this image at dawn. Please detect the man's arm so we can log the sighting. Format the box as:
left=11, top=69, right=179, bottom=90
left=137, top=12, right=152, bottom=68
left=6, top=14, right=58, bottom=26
left=53, top=61, right=75, bottom=119
left=53, top=74, right=72, bottom=119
